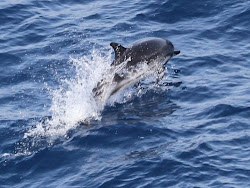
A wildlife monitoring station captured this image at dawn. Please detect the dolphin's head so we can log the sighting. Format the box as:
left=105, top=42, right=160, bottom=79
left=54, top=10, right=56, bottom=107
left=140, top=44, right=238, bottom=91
left=161, top=39, right=180, bottom=64
left=130, top=38, right=180, bottom=66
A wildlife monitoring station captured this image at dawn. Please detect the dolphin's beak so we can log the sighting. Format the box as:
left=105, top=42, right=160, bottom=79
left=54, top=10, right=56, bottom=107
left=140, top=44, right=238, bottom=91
left=173, top=50, right=180, bottom=56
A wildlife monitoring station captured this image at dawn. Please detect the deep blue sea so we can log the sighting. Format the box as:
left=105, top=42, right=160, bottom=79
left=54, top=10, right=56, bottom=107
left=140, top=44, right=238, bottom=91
left=1, top=0, right=250, bottom=187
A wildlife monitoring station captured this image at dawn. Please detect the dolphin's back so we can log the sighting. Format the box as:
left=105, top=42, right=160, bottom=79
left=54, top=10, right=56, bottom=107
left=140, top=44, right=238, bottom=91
left=126, top=38, right=174, bottom=67
left=130, top=37, right=170, bottom=50
left=110, top=37, right=174, bottom=67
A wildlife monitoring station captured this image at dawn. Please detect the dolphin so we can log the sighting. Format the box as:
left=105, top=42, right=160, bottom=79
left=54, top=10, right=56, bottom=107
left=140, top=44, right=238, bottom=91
left=93, top=37, right=180, bottom=100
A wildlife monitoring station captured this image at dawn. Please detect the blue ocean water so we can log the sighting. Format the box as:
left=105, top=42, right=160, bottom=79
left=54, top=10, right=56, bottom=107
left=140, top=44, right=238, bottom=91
left=1, top=0, right=250, bottom=187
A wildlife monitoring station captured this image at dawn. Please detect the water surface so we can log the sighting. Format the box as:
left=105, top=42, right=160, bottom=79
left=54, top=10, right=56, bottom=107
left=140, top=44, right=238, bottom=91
left=0, top=0, right=250, bottom=187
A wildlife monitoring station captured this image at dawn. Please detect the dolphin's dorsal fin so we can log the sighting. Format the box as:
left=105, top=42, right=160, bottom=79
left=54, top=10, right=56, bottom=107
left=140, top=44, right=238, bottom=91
left=110, top=42, right=126, bottom=59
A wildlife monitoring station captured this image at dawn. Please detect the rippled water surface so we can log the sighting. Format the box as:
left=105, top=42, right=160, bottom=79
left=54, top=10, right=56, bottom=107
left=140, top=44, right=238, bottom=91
left=1, top=0, right=250, bottom=187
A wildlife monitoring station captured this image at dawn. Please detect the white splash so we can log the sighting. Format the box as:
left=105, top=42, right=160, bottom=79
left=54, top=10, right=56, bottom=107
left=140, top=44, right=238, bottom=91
left=24, top=49, right=113, bottom=139
left=24, top=48, right=166, bottom=140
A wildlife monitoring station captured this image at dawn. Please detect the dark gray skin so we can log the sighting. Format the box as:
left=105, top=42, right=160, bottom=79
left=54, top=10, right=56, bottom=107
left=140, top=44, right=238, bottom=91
left=111, top=37, right=179, bottom=67
left=93, top=37, right=180, bottom=99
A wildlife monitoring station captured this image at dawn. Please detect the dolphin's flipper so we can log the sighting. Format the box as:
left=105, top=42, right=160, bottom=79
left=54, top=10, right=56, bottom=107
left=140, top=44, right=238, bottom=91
left=113, top=73, right=125, bottom=82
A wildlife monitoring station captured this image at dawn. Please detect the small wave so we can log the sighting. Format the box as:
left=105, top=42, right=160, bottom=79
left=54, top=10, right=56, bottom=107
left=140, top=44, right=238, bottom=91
left=206, top=104, right=250, bottom=119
